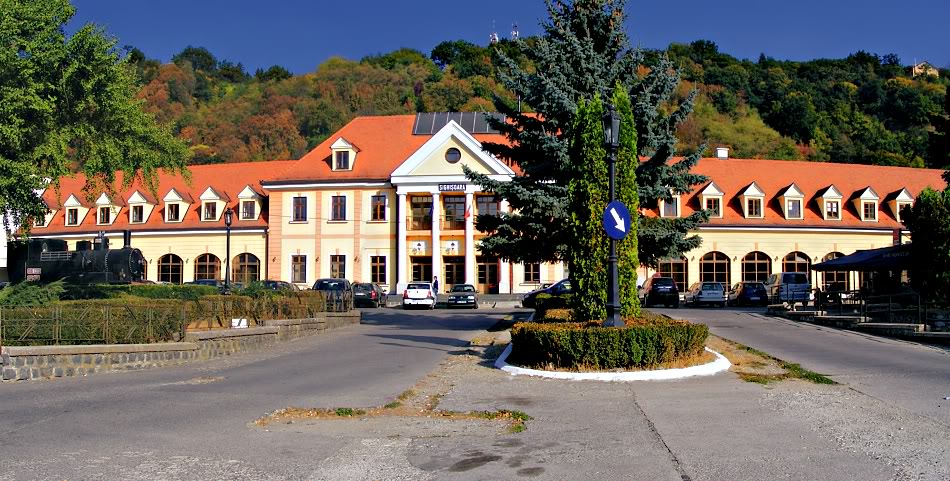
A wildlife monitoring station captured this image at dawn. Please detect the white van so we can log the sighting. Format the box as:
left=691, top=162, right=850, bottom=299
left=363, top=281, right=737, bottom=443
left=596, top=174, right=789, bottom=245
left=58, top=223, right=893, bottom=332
left=766, top=272, right=811, bottom=303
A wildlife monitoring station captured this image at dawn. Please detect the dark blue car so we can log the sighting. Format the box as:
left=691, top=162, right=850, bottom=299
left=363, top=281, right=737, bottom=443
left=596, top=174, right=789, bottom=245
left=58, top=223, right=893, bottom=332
left=522, top=279, right=572, bottom=308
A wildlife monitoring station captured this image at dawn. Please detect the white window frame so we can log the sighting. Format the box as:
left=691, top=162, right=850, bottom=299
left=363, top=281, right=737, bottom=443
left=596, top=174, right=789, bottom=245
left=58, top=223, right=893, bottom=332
left=862, top=201, right=878, bottom=222
left=66, top=208, right=79, bottom=226
left=660, top=196, right=680, bottom=218
left=786, top=198, right=803, bottom=220
left=97, top=206, right=111, bottom=225
left=202, top=202, right=217, bottom=221
left=824, top=200, right=840, bottom=221
left=130, top=205, right=145, bottom=224
left=240, top=200, right=256, bottom=220
left=166, top=203, right=182, bottom=222
left=703, top=196, right=722, bottom=218
left=745, top=197, right=764, bottom=219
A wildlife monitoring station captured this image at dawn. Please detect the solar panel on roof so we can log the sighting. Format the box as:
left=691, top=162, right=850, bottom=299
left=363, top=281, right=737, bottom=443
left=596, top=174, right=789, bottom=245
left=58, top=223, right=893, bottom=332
left=412, top=112, right=506, bottom=135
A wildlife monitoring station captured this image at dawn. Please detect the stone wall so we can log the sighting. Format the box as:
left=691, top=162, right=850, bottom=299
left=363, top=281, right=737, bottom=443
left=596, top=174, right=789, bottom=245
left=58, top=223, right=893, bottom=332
left=1, top=311, right=360, bottom=382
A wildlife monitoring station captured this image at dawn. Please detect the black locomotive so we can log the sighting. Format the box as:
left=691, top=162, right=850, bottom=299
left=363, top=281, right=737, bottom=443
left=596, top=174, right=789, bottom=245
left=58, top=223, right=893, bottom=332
left=8, top=231, right=146, bottom=284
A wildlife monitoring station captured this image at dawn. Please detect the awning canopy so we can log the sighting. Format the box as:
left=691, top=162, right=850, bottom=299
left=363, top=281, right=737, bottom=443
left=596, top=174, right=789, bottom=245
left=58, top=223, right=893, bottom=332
left=813, top=243, right=912, bottom=272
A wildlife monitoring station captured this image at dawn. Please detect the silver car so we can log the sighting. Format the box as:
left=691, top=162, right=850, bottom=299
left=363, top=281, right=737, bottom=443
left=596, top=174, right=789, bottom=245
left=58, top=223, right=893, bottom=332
left=685, top=282, right=728, bottom=307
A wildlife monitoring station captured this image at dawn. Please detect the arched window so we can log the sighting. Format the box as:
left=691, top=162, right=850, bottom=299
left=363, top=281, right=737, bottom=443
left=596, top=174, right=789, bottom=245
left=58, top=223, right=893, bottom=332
left=658, top=257, right=688, bottom=292
left=158, top=254, right=184, bottom=284
left=822, top=252, right=847, bottom=291
left=194, top=254, right=221, bottom=281
left=783, top=251, right=811, bottom=274
left=700, top=252, right=730, bottom=285
left=232, top=253, right=261, bottom=284
left=741, top=251, right=771, bottom=283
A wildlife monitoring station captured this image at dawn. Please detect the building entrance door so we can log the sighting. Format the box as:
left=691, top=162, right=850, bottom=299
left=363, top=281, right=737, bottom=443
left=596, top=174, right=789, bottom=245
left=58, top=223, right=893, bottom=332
left=476, top=256, right=499, bottom=294
left=443, top=256, right=465, bottom=291
left=411, top=256, right=432, bottom=282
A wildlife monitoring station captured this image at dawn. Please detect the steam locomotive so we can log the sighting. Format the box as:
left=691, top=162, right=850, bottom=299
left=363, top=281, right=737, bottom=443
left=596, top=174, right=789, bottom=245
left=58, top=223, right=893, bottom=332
left=7, top=231, right=146, bottom=284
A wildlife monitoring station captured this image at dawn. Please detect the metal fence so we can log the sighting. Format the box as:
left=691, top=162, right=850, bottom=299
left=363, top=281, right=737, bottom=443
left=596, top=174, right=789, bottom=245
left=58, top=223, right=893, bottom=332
left=0, top=291, right=353, bottom=347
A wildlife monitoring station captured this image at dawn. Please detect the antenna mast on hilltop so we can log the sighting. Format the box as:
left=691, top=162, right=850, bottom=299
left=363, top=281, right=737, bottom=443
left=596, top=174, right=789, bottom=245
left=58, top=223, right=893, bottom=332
left=511, top=22, right=519, bottom=40
left=489, top=20, right=499, bottom=44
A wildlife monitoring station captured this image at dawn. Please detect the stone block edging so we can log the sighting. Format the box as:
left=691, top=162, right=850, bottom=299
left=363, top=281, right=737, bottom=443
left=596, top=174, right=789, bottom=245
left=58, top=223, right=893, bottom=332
left=1, top=342, right=199, bottom=357
left=494, top=345, right=731, bottom=381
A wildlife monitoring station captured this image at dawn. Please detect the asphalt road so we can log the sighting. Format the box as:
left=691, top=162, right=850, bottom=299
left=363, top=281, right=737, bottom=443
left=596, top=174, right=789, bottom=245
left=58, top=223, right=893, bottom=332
left=653, top=306, right=950, bottom=425
left=0, top=307, right=508, bottom=480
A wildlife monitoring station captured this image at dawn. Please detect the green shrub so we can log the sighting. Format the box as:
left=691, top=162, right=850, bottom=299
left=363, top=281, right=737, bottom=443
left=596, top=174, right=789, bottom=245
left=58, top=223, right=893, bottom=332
left=508, top=319, right=708, bottom=370
left=61, top=284, right=218, bottom=301
left=534, top=293, right=572, bottom=319
left=0, top=280, right=65, bottom=306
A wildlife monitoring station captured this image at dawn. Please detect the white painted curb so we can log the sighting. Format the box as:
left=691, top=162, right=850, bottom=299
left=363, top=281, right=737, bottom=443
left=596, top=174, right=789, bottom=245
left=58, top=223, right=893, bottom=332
left=494, top=345, right=731, bottom=382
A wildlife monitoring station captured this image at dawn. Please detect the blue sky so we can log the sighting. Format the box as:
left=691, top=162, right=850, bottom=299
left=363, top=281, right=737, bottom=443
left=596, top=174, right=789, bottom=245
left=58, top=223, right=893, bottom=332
left=72, top=0, right=949, bottom=74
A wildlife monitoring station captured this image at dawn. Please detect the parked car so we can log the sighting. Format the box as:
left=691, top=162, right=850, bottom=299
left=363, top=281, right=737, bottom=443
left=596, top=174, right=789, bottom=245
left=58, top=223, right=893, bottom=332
left=685, top=282, right=728, bottom=307
left=261, top=280, right=299, bottom=292
left=402, top=282, right=436, bottom=310
left=353, top=282, right=385, bottom=308
left=522, top=279, right=572, bottom=308
left=186, top=279, right=232, bottom=294
left=447, top=284, right=479, bottom=309
left=312, top=278, right=352, bottom=292
left=765, top=272, right=812, bottom=303
left=639, top=277, right=680, bottom=308
left=728, top=282, right=769, bottom=306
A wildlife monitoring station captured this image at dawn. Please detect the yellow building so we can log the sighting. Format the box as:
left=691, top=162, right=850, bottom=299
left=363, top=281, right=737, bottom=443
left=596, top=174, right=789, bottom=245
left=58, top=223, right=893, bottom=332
left=31, top=161, right=294, bottom=284
left=26, top=113, right=948, bottom=296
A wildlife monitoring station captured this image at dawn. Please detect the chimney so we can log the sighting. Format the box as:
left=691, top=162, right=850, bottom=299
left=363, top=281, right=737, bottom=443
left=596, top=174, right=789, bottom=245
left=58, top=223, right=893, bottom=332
left=715, top=147, right=730, bottom=159
left=123, top=230, right=132, bottom=248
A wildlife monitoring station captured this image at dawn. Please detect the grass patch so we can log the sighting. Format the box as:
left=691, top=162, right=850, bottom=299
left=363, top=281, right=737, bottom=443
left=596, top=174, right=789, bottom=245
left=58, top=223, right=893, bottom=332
left=383, top=401, right=402, bottom=409
left=396, top=389, right=416, bottom=401
left=712, top=337, right=837, bottom=386
left=781, top=362, right=836, bottom=385
left=334, top=408, right=366, bottom=417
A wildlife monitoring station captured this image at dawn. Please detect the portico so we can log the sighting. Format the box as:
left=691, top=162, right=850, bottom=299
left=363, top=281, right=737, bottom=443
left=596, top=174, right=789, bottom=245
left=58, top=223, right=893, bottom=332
left=390, top=120, right=517, bottom=293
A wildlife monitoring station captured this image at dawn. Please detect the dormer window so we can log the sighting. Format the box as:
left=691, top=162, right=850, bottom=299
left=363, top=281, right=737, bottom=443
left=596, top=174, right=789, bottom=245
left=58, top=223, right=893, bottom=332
left=334, top=151, right=350, bottom=170
left=887, top=188, right=914, bottom=223
left=35, top=216, right=46, bottom=228
left=700, top=182, right=724, bottom=219
left=739, top=182, right=766, bottom=219
left=241, top=200, right=256, bottom=220
left=862, top=202, right=877, bottom=221
left=131, top=205, right=145, bottom=223
left=825, top=201, right=840, bottom=220
left=787, top=199, right=802, bottom=219
left=203, top=202, right=217, bottom=221
left=747, top=198, right=762, bottom=217
left=660, top=196, right=680, bottom=218
left=330, top=137, right=358, bottom=171
left=66, top=208, right=79, bottom=226
left=852, top=187, right=880, bottom=223
left=167, top=203, right=180, bottom=222
left=98, top=206, right=111, bottom=225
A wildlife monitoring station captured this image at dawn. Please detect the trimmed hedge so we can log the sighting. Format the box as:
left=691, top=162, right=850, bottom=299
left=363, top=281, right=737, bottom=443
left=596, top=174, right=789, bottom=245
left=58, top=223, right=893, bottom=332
left=61, top=284, right=219, bottom=301
left=534, top=293, right=572, bottom=320
left=508, top=319, right=708, bottom=370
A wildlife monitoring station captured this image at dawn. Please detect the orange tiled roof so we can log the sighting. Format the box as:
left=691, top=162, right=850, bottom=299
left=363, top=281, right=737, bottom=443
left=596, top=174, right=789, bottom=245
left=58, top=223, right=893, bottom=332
left=34, top=160, right=296, bottom=235
left=673, top=158, right=946, bottom=229
left=266, top=115, right=513, bottom=184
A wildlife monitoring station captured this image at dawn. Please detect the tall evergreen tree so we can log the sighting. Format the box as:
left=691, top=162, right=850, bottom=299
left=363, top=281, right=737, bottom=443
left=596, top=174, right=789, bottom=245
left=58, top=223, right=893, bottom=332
left=567, top=96, right=609, bottom=321
left=903, top=187, right=950, bottom=301
left=466, top=0, right=708, bottom=267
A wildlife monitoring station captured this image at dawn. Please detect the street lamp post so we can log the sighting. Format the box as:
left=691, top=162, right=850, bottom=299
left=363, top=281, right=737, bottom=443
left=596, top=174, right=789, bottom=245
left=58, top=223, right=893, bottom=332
left=224, top=207, right=233, bottom=288
left=602, top=104, right=623, bottom=327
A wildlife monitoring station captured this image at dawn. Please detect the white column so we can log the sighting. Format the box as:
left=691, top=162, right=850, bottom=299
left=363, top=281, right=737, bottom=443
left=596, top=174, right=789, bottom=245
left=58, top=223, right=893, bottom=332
left=397, top=192, right=407, bottom=289
left=431, top=193, right=441, bottom=291
left=498, top=199, right=511, bottom=294
left=464, top=192, right=475, bottom=285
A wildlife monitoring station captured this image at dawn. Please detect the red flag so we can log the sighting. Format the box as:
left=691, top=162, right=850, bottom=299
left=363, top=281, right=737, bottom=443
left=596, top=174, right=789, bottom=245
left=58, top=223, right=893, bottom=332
left=464, top=204, right=472, bottom=219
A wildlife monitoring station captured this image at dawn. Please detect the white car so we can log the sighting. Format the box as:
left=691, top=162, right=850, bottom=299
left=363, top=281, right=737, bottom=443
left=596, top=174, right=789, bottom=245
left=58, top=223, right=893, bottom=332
left=685, top=282, right=728, bottom=307
left=402, top=282, right=436, bottom=310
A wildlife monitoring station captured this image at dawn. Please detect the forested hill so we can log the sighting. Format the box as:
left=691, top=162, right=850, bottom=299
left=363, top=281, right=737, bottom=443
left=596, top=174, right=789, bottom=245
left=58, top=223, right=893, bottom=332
left=128, top=40, right=950, bottom=169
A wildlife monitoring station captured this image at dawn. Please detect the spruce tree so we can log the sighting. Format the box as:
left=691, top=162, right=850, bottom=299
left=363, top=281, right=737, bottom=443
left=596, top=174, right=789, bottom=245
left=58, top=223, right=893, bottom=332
left=466, top=0, right=709, bottom=268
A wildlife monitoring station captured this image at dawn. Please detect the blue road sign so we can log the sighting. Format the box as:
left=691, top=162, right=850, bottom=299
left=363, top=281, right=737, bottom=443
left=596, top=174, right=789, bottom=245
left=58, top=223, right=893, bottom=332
left=602, top=200, right=631, bottom=240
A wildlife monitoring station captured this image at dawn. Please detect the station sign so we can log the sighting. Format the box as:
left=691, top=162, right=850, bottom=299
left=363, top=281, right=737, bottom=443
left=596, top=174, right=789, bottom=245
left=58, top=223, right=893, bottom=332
left=438, top=183, right=466, bottom=192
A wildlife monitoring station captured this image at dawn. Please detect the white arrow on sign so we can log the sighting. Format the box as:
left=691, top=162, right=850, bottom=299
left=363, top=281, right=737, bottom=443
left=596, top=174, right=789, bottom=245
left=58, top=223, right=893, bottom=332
left=610, top=207, right=626, bottom=232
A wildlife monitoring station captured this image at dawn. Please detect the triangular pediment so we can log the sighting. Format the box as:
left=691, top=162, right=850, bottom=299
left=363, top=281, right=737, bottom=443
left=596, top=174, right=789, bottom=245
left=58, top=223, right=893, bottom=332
left=127, top=190, right=154, bottom=204
left=739, top=182, right=765, bottom=197
left=700, top=182, right=724, bottom=196
left=856, top=186, right=879, bottom=201
left=199, top=186, right=223, bottom=201
left=818, top=185, right=842, bottom=199
left=63, top=194, right=85, bottom=208
left=163, top=188, right=188, bottom=203
left=330, top=137, right=358, bottom=151
left=238, top=185, right=262, bottom=199
left=779, top=183, right=804, bottom=198
left=391, top=121, right=515, bottom=178
left=892, top=188, right=913, bottom=202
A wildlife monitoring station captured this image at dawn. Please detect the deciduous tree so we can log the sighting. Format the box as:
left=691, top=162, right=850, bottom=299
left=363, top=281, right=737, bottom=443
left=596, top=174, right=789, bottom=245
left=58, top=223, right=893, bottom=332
left=0, top=0, right=189, bottom=231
